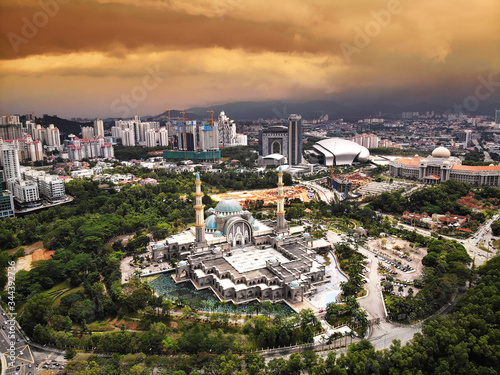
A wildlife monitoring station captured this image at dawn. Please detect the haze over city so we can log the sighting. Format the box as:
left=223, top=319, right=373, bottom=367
left=1, top=0, right=499, bottom=118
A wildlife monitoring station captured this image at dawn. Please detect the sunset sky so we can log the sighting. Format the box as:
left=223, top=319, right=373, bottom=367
left=1, top=0, right=499, bottom=118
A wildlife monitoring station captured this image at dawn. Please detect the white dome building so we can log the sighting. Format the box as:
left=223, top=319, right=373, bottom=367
left=308, top=138, right=370, bottom=166
left=390, top=146, right=500, bottom=187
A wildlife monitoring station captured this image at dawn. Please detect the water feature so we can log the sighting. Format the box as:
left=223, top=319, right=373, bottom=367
left=145, top=272, right=295, bottom=316
left=307, top=251, right=348, bottom=309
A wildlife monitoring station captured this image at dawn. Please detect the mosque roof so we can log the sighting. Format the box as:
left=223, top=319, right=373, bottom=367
left=215, top=198, right=242, bottom=214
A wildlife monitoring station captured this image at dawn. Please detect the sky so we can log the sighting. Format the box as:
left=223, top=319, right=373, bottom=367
left=0, top=0, right=499, bottom=118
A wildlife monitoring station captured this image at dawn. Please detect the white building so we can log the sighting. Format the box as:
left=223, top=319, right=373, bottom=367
left=158, top=127, right=169, bottom=147
left=94, top=118, right=104, bottom=137
left=39, top=176, right=66, bottom=202
left=13, top=180, right=40, bottom=207
left=146, top=129, right=157, bottom=148
left=351, top=133, right=379, bottom=149
left=82, top=126, right=95, bottom=139
left=122, top=128, right=135, bottom=146
left=217, top=111, right=237, bottom=147
left=0, top=143, right=22, bottom=181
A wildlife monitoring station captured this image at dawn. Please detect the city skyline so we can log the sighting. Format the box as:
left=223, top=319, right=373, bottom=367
left=1, top=0, right=499, bottom=118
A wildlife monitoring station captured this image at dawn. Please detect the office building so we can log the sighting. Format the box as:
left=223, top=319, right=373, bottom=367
left=288, top=114, right=302, bottom=165
left=0, top=174, right=15, bottom=218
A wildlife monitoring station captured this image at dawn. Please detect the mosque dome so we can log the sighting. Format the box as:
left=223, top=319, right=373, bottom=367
left=178, top=261, right=188, bottom=266
left=290, top=281, right=300, bottom=288
left=214, top=198, right=242, bottom=214
left=269, top=259, right=278, bottom=264
left=205, top=215, right=217, bottom=230
left=213, top=230, right=223, bottom=237
left=432, top=146, right=451, bottom=158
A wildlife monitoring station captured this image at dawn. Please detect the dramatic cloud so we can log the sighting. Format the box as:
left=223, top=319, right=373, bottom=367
left=0, top=0, right=499, bottom=117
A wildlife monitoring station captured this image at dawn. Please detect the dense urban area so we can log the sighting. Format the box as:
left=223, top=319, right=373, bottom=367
left=0, top=109, right=499, bottom=375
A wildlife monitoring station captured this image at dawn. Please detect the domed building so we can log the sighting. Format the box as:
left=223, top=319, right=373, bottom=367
left=390, top=146, right=500, bottom=186
left=150, top=170, right=327, bottom=306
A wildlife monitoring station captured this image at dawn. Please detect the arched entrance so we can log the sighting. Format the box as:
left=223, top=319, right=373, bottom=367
left=271, top=140, right=282, bottom=154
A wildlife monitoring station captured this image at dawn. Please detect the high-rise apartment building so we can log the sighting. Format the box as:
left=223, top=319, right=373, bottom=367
left=0, top=143, right=22, bottom=182
left=0, top=115, right=23, bottom=140
left=496, top=109, right=500, bottom=125
left=94, top=118, right=104, bottom=137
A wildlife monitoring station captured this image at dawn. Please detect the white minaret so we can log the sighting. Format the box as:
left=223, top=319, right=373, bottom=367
left=276, top=166, right=286, bottom=232
left=194, top=173, right=206, bottom=244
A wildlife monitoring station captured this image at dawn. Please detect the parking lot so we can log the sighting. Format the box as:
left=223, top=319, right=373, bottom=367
left=365, top=237, right=426, bottom=297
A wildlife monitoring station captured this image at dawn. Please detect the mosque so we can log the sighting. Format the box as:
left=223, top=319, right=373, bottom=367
left=151, top=169, right=328, bottom=305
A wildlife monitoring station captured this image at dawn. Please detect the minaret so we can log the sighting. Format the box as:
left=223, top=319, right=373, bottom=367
left=276, top=166, right=286, bottom=233
left=194, top=173, right=206, bottom=244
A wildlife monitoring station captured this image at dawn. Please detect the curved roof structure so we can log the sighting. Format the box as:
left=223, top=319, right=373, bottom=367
left=205, top=215, right=217, bottom=230
left=215, top=198, right=243, bottom=215
left=312, top=138, right=370, bottom=166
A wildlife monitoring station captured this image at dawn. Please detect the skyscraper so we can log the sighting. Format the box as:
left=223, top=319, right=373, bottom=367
left=495, top=109, right=500, bottom=125
left=288, top=114, right=302, bottom=165
left=0, top=173, right=15, bottom=218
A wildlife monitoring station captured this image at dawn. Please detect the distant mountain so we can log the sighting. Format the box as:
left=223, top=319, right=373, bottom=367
left=37, top=115, right=92, bottom=136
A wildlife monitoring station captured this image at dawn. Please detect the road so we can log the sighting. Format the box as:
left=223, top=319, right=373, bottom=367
left=301, top=181, right=339, bottom=203
left=0, top=306, right=34, bottom=375
left=395, top=213, right=500, bottom=267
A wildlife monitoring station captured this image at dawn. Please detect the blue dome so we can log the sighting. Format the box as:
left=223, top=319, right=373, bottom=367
left=178, top=261, right=188, bottom=266
left=208, top=207, right=215, bottom=212
left=269, top=259, right=278, bottom=263
left=251, top=216, right=256, bottom=224
left=213, top=247, right=222, bottom=252
left=215, top=198, right=242, bottom=214
left=276, top=236, right=282, bottom=240
left=303, top=233, right=311, bottom=237
left=205, top=215, right=217, bottom=230
left=290, top=281, right=300, bottom=287
left=155, top=243, right=164, bottom=248
left=213, top=230, right=222, bottom=237
left=243, top=210, right=250, bottom=215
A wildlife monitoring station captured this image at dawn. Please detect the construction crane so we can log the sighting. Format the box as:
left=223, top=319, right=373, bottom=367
left=164, top=108, right=176, bottom=143
left=207, top=110, right=215, bottom=163
left=180, top=110, right=193, bottom=159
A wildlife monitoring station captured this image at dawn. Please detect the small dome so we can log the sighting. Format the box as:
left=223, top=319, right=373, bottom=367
left=490, top=163, right=495, bottom=166
left=208, top=207, right=215, bottom=212
left=178, top=261, right=188, bottom=266
left=303, top=233, right=311, bottom=237
left=290, top=281, right=300, bottom=288
left=213, top=247, right=222, bottom=252
left=155, top=243, right=164, bottom=248
left=251, top=216, right=256, bottom=224
left=205, top=215, right=217, bottom=230
left=276, top=236, right=282, bottom=240
left=432, top=146, right=451, bottom=158
left=243, top=210, right=250, bottom=215
left=214, top=230, right=222, bottom=237
left=217, top=214, right=224, bottom=219
left=214, top=198, right=242, bottom=214
left=269, top=258, right=278, bottom=263
left=253, top=225, right=259, bottom=230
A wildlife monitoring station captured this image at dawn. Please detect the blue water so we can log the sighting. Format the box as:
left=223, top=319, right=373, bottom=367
left=146, top=272, right=296, bottom=316
left=306, top=252, right=347, bottom=309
